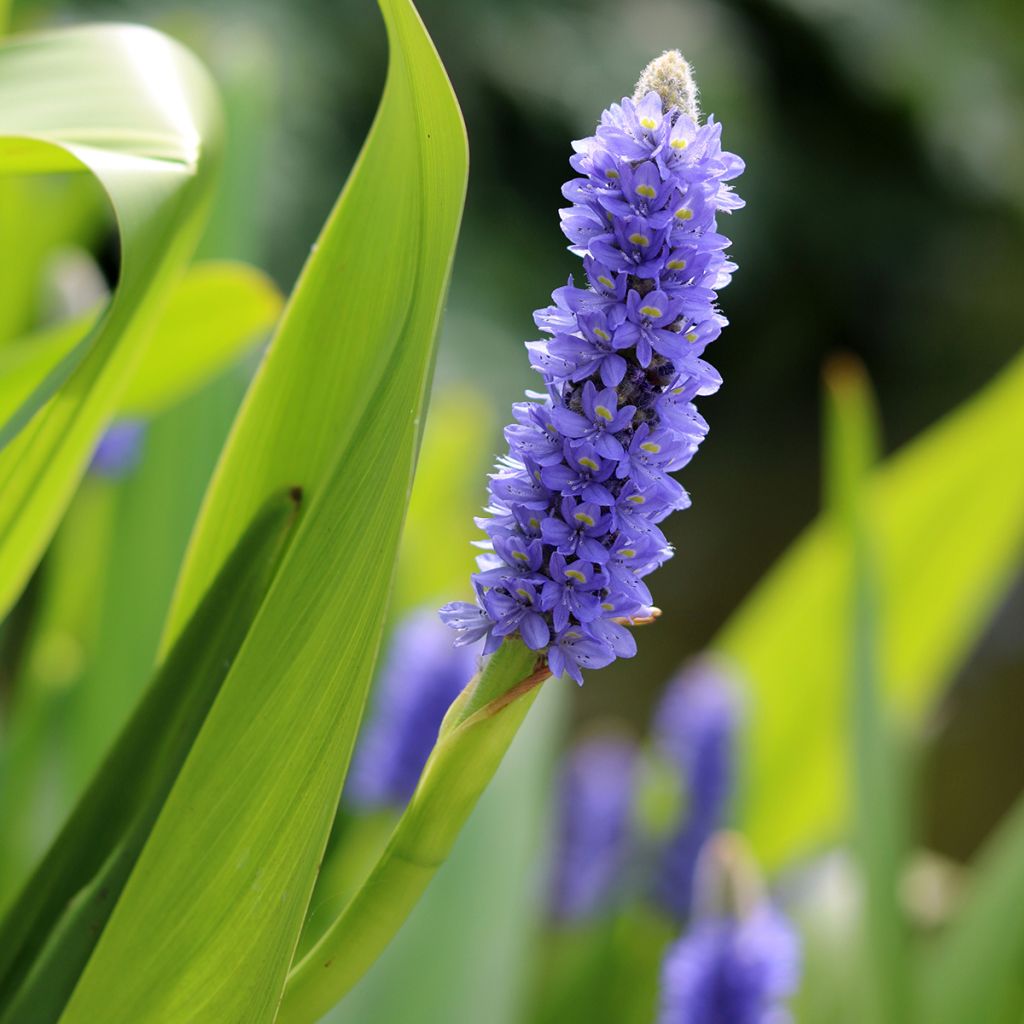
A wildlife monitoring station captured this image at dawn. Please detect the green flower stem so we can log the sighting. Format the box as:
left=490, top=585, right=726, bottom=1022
left=278, top=639, right=547, bottom=1024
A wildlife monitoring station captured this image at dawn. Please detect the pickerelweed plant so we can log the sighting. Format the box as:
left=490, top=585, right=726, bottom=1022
left=281, top=52, right=746, bottom=1021
left=440, top=50, right=744, bottom=682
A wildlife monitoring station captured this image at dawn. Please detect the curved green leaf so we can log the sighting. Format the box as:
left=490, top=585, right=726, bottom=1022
left=0, top=23, right=222, bottom=621
left=61, top=1, right=468, bottom=1020
left=718, top=349, right=1024, bottom=868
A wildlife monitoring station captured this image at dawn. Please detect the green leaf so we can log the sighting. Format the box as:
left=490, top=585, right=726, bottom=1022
left=717, top=350, right=1024, bottom=868
left=921, top=793, right=1024, bottom=1024
left=0, top=488, right=301, bottom=1022
left=280, top=640, right=546, bottom=1024
left=118, top=260, right=281, bottom=416
left=0, top=23, right=222, bottom=621
left=824, top=357, right=911, bottom=1024
left=0, top=260, right=279, bottom=425
left=60, top=2, right=468, bottom=1020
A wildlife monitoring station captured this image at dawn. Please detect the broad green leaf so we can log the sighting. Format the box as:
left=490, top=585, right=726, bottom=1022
left=824, top=359, right=911, bottom=1024
left=0, top=24, right=222, bottom=621
left=61, top=2, right=468, bottom=1020
left=717, top=349, right=1024, bottom=868
left=0, top=260, right=279, bottom=425
left=921, top=793, right=1024, bottom=1024
left=118, top=260, right=281, bottom=415
left=0, top=489, right=300, bottom=1022
left=280, top=640, right=546, bottom=1023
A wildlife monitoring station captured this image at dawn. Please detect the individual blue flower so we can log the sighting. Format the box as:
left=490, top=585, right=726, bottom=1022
left=348, top=611, right=477, bottom=808
left=551, top=381, right=635, bottom=458
left=657, top=903, right=801, bottom=1024
left=549, top=735, right=637, bottom=920
left=441, top=50, right=743, bottom=681
left=90, top=420, right=145, bottom=477
left=653, top=659, right=739, bottom=920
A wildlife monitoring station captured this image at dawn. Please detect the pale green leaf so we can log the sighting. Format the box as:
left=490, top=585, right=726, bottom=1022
left=0, top=24, right=222, bottom=621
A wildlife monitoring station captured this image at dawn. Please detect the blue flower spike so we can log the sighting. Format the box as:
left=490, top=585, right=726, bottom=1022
left=441, top=50, right=744, bottom=683
left=658, top=832, right=802, bottom=1024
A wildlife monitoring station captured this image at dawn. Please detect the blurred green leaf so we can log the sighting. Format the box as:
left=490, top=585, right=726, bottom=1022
left=0, top=260, right=279, bottom=425
left=921, top=792, right=1024, bottom=1024
left=718, top=349, right=1024, bottom=868
left=280, top=640, right=544, bottom=1023
left=0, top=489, right=299, bottom=1024
left=118, top=260, right=280, bottom=416
left=0, top=23, right=222, bottom=622
left=61, top=1, right=468, bottom=1019
left=824, top=357, right=911, bottom=1024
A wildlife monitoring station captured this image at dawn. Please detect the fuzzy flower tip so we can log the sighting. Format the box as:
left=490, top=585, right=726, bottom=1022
left=90, top=420, right=145, bottom=478
left=440, top=60, right=744, bottom=684
left=549, top=734, right=637, bottom=921
left=347, top=611, right=476, bottom=809
left=654, top=659, right=739, bottom=920
left=658, top=903, right=801, bottom=1024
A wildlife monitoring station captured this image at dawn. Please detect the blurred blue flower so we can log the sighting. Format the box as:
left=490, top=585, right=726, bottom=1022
left=347, top=611, right=477, bottom=809
left=658, top=903, right=801, bottom=1024
left=653, top=659, right=738, bottom=920
left=549, top=734, right=637, bottom=921
left=89, top=420, right=145, bottom=477
left=441, top=52, right=744, bottom=682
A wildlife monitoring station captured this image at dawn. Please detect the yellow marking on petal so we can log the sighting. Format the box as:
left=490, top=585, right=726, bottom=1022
left=578, top=456, right=599, bottom=471
left=574, top=511, right=596, bottom=526
left=639, top=305, right=663, bottom=318
left=617, top=548, right=636, bottom=559
left=639, top=116, right=658, bottom=129
left=594, top=327, right=610, bottom=341
left=546, top=423, right=558, bottom=433
left=601, top=602, right=615, bottom=611
left=564, top=569, right=587, bottom=583
left=529, top=517, right=540, bottom=529
left=675, top=207, right=693, bottom=221
left=597, top=276, right=614, bottom=289
left=686, top=332, right=698, bottom=343
left=635, top=183, right=657, bottom=199
left=641, top=441, right=661, bottom=453
left=628, top=232, right=651, bottom=246
left=667, top=259, right=687, bottom=270
left=605, top=168, right=620, bottom=179
left=628, top=494, right=645, bottom=504
left=594, top=405, right=614, bottom=421
left=516, top=588, right=530, bottom=600
left=671, top=138, right=688, bottom=150
left=512, top=550, right=529, bottom=561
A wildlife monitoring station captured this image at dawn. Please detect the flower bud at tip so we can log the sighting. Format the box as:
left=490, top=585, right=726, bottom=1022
left=633, top=50, right=699, bottom=120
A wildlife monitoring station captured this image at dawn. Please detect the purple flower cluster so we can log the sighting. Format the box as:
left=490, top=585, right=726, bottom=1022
left=658, top=904, right=801, bottom=1024
left=347, top=611, right=476, bottom=809
left=548, top=735, right=637, bottom=921
left=654, top=659, right=739, bottom=920
left=440, top=81, right=744, bottom=683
